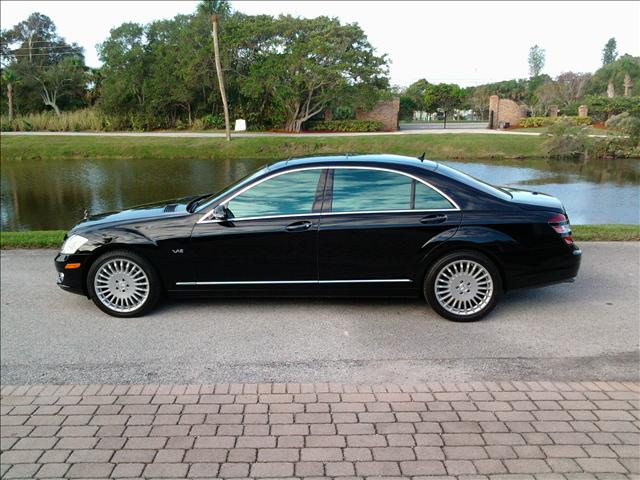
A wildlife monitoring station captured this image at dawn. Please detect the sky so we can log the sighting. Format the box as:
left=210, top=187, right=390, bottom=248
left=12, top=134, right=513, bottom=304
left=1, top=1, right=638, bottom=88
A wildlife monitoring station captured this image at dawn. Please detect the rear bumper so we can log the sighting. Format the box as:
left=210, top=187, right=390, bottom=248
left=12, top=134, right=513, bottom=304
left=508, top=246, right=581, bottom=290
left=54, top=253, right=89, bottom=296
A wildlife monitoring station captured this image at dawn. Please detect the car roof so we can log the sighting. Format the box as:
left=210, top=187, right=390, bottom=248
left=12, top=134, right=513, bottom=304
left=266, top=154, right=439, bottom=172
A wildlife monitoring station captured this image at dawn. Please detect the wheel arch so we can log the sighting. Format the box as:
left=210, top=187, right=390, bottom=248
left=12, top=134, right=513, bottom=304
left=417, top=227, right=516, bottom=293
left=80, top=242, right=161, bottom=298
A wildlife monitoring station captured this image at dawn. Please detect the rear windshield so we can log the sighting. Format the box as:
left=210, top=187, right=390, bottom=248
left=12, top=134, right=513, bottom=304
left=435, top=163, right=512, bottom=200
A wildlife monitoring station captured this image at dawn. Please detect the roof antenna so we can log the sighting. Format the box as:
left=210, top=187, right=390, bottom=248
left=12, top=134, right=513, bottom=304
left=418, top=152, right=426, bottom=162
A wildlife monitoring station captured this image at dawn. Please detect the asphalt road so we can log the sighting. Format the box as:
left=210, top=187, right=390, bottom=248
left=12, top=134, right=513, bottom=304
left=1, top=242, right=638, bottom=385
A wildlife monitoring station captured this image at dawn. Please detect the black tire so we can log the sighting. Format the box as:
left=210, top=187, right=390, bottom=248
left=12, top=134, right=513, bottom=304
left=424, top=250, right=502, bottom=322
left=87, top=249, right=161, bottom=318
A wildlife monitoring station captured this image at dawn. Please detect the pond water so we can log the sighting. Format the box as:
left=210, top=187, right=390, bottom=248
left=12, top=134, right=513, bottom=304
left=1, top=156, right=638, bottom=231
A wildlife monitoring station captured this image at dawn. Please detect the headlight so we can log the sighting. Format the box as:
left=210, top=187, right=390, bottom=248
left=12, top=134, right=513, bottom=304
left=61, top=235, right=88, bottom=254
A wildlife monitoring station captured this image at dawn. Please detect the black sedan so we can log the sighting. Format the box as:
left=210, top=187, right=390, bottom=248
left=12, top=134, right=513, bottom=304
left=55, top=154, right=581, bottom=321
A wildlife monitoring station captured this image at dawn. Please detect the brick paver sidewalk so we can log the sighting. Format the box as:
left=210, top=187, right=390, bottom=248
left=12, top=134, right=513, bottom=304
left=1, top=382, right=638, bottom=479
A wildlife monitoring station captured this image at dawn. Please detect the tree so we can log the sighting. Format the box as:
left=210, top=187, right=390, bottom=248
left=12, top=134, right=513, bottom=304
left=97, top=23, right=148, bottom=120
left=403, top=79, right=431, bottom=111
left=242, top=15, right=388, bottom=132
left=2, top=68, right=19, bottom=120
left=422, top=83, right=465, bottom=125
left=602, top=38, right=618, bottom=66
left=528, top=45, right=546, bottom=78
left=588, top=54, right=640, bottom=97
left=199, top=0, right=231, bottom=140
left=554, top=72, right=591, bottom=105
left=28, top=57, right=85, bottom=115
left=465, top=85, right=491, bottom=120
left=1, top=13, right=87, bottom=115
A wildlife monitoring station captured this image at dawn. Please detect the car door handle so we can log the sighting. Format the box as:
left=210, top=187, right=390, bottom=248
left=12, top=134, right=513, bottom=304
left=420, top=214, right=448, bottom=224
left=286, top=220, right=313, bottom=232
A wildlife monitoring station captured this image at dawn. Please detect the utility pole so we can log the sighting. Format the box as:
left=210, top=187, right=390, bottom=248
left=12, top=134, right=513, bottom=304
left=211, top=12, right=231, bottom=141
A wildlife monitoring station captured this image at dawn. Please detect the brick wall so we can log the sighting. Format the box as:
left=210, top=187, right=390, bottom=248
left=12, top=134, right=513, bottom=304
left=356, top=98, right=400, bottom=131
left=489, top=95, right=527, bottom=129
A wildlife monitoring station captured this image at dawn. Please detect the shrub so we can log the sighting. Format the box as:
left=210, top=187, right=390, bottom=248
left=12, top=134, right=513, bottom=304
left=585, top=96, right=640, bottom=122
left=3, top=109, right=104, bottom=132
left=307, top=119, right=384, bottom=132
left=519, top=116, right=592, bottom=128
left=201, top=113, right=226, bottom=130
left=605, top=112, right=640, bottom=142
left=542, top=118, right=593, bottom=158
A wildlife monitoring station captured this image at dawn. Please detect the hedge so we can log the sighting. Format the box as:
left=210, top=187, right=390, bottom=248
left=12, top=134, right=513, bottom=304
left=307, top=119, right=384, bottom=132
left=519, top=116, right=592, bottom=128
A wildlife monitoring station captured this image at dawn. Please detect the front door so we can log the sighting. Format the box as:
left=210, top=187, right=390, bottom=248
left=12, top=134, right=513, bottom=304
left=190, top=169, right=326, bottom=292
left=318, top=167, right=462, bottom=292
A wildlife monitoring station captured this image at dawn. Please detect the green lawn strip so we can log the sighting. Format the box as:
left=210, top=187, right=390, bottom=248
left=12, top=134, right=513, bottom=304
left=1, top=225, right=637, bottom=249
left=0, top=230, right=66, bottom=249
left=571, top=224, right=640, bottom=241
left=0, top=133, right=545, bottom=161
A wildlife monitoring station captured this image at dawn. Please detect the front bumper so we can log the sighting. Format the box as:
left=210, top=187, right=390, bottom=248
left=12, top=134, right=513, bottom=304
left=54, top=253, right=90, bottom=296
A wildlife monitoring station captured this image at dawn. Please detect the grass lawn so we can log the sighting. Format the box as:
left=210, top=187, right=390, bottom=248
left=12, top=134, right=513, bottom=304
left=1, top=225, right=637, bottom=249
left=510, top=126, right=607, bottom=135
left=0, top=132, right=546, bottom=161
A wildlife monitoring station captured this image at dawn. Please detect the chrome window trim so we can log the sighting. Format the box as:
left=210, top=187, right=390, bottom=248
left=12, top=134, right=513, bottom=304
left=197, top=166, right=460, bottom=224
left=176, top=278, right=412, bottom=286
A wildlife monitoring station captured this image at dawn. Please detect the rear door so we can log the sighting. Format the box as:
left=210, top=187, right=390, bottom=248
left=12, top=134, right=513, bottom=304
left=318, top=167, right=462, bottom=291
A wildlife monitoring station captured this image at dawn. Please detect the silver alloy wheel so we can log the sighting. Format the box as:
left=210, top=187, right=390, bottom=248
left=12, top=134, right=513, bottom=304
left=434, top=259, right=493, bottom=316
left=94, top=259, right=150, bottom=313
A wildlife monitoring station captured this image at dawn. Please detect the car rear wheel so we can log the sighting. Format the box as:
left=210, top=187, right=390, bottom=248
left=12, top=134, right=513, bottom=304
left=87, top=250, right=160, bottom=318
left=424, top=251, right=501, bottom=322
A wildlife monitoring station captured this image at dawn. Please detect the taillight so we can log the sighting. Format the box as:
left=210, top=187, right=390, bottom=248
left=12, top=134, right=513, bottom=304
left=548, top=213, right=574, bottom=245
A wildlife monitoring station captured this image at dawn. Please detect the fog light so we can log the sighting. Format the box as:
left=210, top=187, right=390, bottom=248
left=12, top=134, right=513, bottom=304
left=57, top=272, right=65, bottom=283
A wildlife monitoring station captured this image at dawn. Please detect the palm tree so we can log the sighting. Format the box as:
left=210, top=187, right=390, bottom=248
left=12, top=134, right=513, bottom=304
left=200, top=0, right=231, bottom=141
left=2, top=69, right=19, bottom=122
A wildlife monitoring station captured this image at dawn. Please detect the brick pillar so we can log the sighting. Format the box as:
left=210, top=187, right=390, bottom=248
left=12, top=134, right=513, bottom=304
left=578, top=105, right=588, bottom=118
left=549, top=105, right=558, bottom=118
left=488, top=95, right=499, bottom=129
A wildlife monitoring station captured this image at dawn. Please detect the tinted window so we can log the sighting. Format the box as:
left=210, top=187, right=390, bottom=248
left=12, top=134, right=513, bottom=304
left=331, top=168, right=453, bottom=212
left=436, top=164, right=511, bottom=200
left=414, top=182, right=454, bottom=209
left=332, top=169, right=411, bottom=212
left=227, top=170, right=322, bottom=218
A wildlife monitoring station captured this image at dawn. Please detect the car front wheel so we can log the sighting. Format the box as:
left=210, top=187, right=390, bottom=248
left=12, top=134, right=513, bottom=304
left=424, top=251, right=501, bottom=322
left=87, top=250, right=161, bottom=317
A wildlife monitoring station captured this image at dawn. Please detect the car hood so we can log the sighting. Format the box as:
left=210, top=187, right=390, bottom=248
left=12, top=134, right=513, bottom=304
left=71, top=195, right=201, bottom=232
left=504, top=187, right=565, bottom=213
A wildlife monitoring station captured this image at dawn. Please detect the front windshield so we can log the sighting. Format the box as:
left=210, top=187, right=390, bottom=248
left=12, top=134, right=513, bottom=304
left=435, top=163, right=512, bottom=200
left=194, top=165, right=269, bottom=212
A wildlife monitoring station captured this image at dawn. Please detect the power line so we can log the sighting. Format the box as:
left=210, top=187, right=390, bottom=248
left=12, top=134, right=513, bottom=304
left=1, top=52, right=83, bottom=58
left=9, top=45, right=83, bottom=51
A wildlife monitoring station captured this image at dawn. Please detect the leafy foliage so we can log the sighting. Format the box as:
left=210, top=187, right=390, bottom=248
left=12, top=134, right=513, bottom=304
left=422, top=83, right=465, bottom=116
left=542, top=118, right=593, bottom=158
left=307, top=119, right=383, bottom=132
left=602, top=38, right=618, bottom=66
left=584, top=95, right=640, bottom=122
left=528, top=45, right=546, bottom=78
left=519, top=116, right=592, bottom=128
left=588, top=54, right=640, bottom=97
left=1, top=12, right=88, bottom=116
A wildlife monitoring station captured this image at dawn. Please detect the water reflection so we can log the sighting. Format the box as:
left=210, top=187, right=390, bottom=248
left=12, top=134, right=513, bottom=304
left=1, top=156, right=638, bottom=230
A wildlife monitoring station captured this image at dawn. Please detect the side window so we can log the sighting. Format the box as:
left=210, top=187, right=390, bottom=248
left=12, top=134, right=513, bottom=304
left=413, top=181, right=454, bottom=210
left=331, top=169, right=412, bottom=212
left=330, top=168, right=454, bottom=213
left=227, top=170, right=322, bottom=218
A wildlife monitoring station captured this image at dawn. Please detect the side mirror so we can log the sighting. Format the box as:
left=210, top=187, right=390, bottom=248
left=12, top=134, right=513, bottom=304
left=212, top=204, right=227, bottom=220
